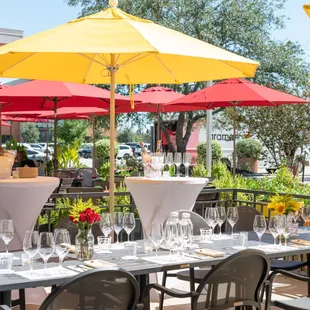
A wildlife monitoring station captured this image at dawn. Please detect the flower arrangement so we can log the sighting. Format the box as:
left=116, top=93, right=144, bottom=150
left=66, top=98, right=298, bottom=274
left=69, top=199, right=101, bottom=229
left=267, top=194, right=303, bottom=215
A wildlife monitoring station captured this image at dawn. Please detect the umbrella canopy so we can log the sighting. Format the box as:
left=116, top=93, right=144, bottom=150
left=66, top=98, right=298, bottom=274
left=0, top=0, right=259, bottom=210
left=304, top=4, right=310, bottom=17
left=169, top=78, right=310, bottom=175
left=38, top=107, right=108, bottom=118
left=1, top=121, right=10, bottom=127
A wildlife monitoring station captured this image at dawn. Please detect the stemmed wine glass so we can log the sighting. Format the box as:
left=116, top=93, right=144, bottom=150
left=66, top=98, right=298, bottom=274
left=38, top=232, right=55, bottom=271
left=0, top=220, right=14, bottom=253
left=269, top=216, right=279, bottom=248
left=100, top=213, right=114, bottom=238
left=283, top=217, right=293, bottom=247
left=276, top=215, right=286, bottom=246
left=149, top=223, right=164, bottom=257
left=183, top=153, right=191, bottom=177
left=54, top=230, right=71, bottom=271
left=206, top=208, right=219, bottom=239
left=227, top=207, right=239, bottom=235
left=166, top=153, right=173, bottom=176
left=114, top=212, right=123, bottom=244
left=253, top=215, right=267, bottom=247
left=216, top=207, right=226, bottom=236
left=123, top=213, right=136, bottom=241
left=23, top=230, right=39, bottom=274
left=174, top=153, right=182, bottom=177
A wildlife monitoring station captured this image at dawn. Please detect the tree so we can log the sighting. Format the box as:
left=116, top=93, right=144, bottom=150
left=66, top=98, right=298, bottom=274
left=20, top=123, right=40, bottom=143
left=65, top=0, right=310, bottom=153
left=57, top=120, right=88, bottom=145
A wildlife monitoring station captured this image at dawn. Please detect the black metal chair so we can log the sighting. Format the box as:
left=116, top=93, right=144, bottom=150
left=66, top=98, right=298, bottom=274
left=40, top=268, right=142, bottom=309
left=265, top=269, right=310, bottom=310
left=160, top=210, right=209, bottom=309
left=143, top=249, right=270, bottom=310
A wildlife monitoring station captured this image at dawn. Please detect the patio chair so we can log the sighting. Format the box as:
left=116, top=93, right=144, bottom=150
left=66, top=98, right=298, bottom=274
left=77, top=167, right=98, bottom=178
left=160, top=210, right=209, bottom=309
left=143, top=249, right=270, bottom=310
left=265, top=269, right=310, bottom=310
left=1, top=268, right=143, bottom=310
left=80, top=170, right=93, bottom=187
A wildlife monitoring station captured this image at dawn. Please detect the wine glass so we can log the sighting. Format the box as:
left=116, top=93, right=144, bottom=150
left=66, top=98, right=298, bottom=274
left=123, top=213, right=136, bottom=241
left=268, top=216, right=279, bottom=248
left=0, top=220, right=14, bottom=253
left=38, top=232, right=55, bottom=270
left=227, top=207, right=239, bottom=235
left=276, top=215, right=286, bottom=246
left=114, top=212, right=123, bottom=243
left=100, top=213, right=114, bottom=237
left=149, top=223, right=164, bottom=257
left=166, top=153, right=173, bottom=175
left=253, top=215, right=267, bottom=247
left=23, top=231, right=39, bottom=274
left=182, top=153, right=191, bottom=178
left=174, top=152, right=182, bottom=177
left=216, top=207, right=226, bottom=236
left=54, top=230, right=71, bottom=270
left=283, top=217, right=293, bottom=247
left=206, top=208, right=219, bottom=239
left=301, top=207, right=310, bottom=228
left=53, top=228, right=67, bottom=238
left=164, top=222, right=178, bottom=260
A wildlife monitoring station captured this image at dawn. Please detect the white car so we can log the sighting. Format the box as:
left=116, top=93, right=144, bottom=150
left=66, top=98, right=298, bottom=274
left=117, top=145, right=133, bottom=159
left=27, top=149, right=49, bottom=162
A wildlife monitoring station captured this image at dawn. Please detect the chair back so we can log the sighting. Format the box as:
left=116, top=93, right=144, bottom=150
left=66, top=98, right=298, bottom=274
left=52, top=170, right=73, bottom=178
left=226, top=206, right=261, bottom=233
left=193, top=249, right=270, bottom=310
left=77, top=167, right=98, bottom=178
left=163, top=210, right=208, bottom=235
left=40, top=268, right=140, bottom=310
left=81, top=170, right=93, bottom=187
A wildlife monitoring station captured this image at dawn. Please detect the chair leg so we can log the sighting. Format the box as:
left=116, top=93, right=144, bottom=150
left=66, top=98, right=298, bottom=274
left=159, top=271, right=167, bottom=310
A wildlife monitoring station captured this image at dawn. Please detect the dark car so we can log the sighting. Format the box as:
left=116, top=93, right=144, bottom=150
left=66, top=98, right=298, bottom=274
left=125, top=142, right=139, bottom=153
left=78, top=145, right=92, bottom=158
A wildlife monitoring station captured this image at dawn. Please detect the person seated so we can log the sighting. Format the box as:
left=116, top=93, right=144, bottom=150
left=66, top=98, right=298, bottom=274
left=17, top=150, right=36, bottom=168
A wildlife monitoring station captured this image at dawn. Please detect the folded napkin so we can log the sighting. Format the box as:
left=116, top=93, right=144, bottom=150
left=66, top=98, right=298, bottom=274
left=195, top=248, right=225, bottom=258
left=291, top=239, right=310, bottom=246
left=84, top=259, right=117, bottom=268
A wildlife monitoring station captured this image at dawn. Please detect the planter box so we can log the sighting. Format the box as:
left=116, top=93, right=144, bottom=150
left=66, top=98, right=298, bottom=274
left=237, top=157, right=258, bottom=173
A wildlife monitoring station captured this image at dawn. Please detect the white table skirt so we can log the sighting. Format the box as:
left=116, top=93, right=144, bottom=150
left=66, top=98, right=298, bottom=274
left=125, top=177, right=208, bottom=236
left=0, top=177, right=59, bottom=251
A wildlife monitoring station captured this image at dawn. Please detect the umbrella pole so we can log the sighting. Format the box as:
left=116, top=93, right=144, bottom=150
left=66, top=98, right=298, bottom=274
left=46, top=119, right=49, bottom=163
left=0, top=108, right=2, bottom=144
left=10, top=122, right=13, bottom=140
left=157, top=106, right=160, bottom=147
left=53, top=100, right=58, bottom=171
left=109, top=54, right=116, bottom=214
left=92, top=118, right=96, bottom=169
left=233, top=105, right=237, bottom=177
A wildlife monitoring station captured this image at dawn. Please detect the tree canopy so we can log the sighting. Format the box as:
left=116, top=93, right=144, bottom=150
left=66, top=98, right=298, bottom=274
left=20, top=123, right=40, bottom=143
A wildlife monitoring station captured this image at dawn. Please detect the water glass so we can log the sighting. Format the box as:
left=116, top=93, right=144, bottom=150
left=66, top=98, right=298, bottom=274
left=183, top=153, right=191, bottom=177
left=97, top=236, right=112, bottom=253
left=123, top=213, right=136, bottom=241
left=0, top=253, right=13, bottom=273
left=149, top=223, right=164, bottom=257
left=38, top=232, right=55, bottom=270
left=1, top=220, right=15, bottom=253
left=123, top=241, right=138, bottom=259
left=100, top=213, right=114, bottom=238
left=200, top=228, right=212, bottom=243
left=23, top=230, right=39, bottom=273
left=253, top=215, right=267, bottom=247
left=54, top=230, right=70, bottom=270
left=232, top=234, right=246, bottom=249
left=144, top=239, right=154, bottom=254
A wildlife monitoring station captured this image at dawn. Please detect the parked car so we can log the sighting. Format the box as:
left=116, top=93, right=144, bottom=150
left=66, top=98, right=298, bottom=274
left=79, top=145, right=92, bottom=158
left=125, top=142, right=139, bottom=152
left=28, top=143, right=44, bottom=151
left=27, top=149, right=49, bottom=162
left=134, top=143, right=151, bottom=156
left=117, top=144, right=133, bottom=159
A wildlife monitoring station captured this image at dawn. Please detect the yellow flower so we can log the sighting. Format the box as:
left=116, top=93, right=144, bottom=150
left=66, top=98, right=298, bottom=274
left=274, top=202, right=286, bottom=215
left=293, top=202, right=302, bottom=212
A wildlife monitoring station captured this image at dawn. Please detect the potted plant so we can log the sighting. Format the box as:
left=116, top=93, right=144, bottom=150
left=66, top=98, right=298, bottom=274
left=236, top=138, right=262, bottom=173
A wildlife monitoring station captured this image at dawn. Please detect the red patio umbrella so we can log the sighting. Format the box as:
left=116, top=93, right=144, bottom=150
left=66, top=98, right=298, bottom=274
left=1, top=121, right=10, bottom=127
left=168, top=78, right=310, bottom=175
left=0, top=80, right=131, bottom=164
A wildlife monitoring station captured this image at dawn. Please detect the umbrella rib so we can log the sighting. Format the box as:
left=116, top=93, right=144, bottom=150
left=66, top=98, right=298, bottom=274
left=77, top=53, right=107, bottom=68
left=118, top=54, right=150, bottom=67
left=97, top=53, right=110, bottom=67
left=82, top=54, right=96, bottom=83
left=0, top=53, right=36, bottom=75
left=153, top=54, right=179, bottom=83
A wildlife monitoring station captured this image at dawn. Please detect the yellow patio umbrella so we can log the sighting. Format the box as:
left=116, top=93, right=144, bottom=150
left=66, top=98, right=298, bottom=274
left=304, top=4, right=310, bottom=17
left=0, top=0, right=259, bottom=211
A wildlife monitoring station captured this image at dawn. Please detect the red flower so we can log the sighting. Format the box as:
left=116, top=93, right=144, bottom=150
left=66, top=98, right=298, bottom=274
left=69, top=215, right=78, bottom=224
left=79, top=212, right=87, bottom=222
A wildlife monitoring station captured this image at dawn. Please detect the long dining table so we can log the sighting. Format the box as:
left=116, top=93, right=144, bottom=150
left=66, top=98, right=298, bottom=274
left=1, top=231, right=310, bottom=307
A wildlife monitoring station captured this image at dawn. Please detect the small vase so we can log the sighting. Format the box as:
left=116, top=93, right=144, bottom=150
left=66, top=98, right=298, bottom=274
left=75, top=228, right=94, bottom=260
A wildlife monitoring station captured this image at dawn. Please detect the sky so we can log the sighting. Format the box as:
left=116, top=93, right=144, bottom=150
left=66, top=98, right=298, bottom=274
left=0, top=0, right=309, bottom=82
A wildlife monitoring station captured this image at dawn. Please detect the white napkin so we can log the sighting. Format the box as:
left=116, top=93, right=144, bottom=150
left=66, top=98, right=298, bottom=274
left=16, top=267, right=77, bottom=280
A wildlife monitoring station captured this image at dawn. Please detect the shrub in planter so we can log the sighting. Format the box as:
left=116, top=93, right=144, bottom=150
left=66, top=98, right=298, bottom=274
left=197, top=141, right=223, bottom=166
left=236, top=139, right=262, bottom=173
left=95, top=139, right=119, bottom=161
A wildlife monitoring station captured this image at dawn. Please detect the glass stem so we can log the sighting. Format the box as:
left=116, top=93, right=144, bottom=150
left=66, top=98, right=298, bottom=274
left=128, top=232, right=130, bottom=242
left=155, top=249, right=158, bottom=257
left=285, top=238, right=287, bottom=247
left=219, top=224, right=222, bottom=235
left=274, top=237, right=276, bottom=245
left=177, top=165, right=180, bottom=177
left=185, top=166, right=189, bottom=177
left=44, top=260, right=47, bottom=269
left=116, top=233, right=119, bottom=244
left=258, top=236, right=261, bottom=247
left=231, top=225, right=234, bottom=236
left=59, top=257, right=64, bottom=268
left=30, top=258, right=33, bottom=272
left=5, top=244, right=8, bottom=254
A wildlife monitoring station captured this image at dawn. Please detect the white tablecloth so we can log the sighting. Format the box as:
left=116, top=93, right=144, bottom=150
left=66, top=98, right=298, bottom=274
left=0, top=177, right=59, bottom=251
left=125, top=177, right=208, bottom=236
